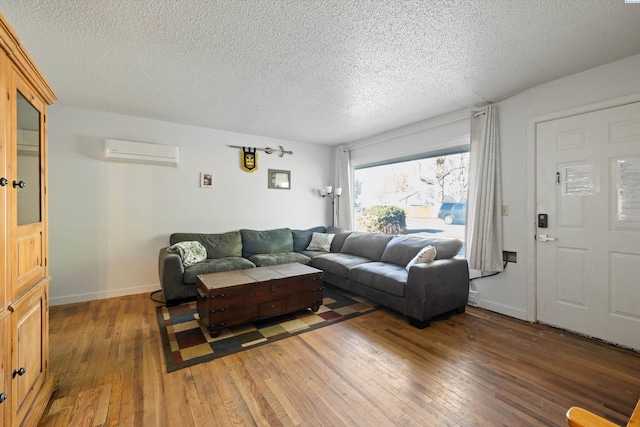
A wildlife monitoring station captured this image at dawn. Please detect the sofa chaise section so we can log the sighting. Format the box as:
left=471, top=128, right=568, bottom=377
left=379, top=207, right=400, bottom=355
left=311, top=232, right=469, bottom=327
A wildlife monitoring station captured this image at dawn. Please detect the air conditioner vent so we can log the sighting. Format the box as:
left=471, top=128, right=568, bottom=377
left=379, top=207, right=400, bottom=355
left=105, top=139, right=179, bottom=166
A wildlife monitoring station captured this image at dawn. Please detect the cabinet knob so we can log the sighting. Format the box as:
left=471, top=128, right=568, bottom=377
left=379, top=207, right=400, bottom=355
left=0, top=393, right=6, bottom=403
left=12, top=180, right=26, bottom=189
left=0, top=177, right=8, bottom=186
left=12, top=367, right=26, bottom=378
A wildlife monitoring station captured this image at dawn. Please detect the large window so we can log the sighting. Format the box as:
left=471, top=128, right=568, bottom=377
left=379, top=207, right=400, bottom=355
left=353, top=148, right=469, bottom=242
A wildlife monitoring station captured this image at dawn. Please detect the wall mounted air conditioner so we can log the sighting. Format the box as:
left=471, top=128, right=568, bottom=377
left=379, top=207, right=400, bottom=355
left=104, top=139, right=179, bottom=166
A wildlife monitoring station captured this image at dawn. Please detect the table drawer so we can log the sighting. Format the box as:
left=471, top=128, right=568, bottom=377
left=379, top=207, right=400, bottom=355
left=259, top=299, right=286, bottom=318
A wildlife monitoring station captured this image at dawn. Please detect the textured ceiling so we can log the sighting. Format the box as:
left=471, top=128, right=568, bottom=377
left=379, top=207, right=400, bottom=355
left=3, top=1, right=640, bottom=145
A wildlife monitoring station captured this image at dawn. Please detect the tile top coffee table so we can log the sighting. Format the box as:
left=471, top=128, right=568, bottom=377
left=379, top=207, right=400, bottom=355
left=196, top=263, right=324, bottom=338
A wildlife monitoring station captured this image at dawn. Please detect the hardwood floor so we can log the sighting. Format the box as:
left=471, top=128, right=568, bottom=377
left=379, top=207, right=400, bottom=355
left=39, top=292, right=640, bottom=426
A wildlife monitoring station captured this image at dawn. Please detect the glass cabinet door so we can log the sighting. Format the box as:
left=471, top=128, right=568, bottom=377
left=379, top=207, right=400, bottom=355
left=16, top=91, right=41, bottom=225
left=11, top=72, right=47, bottom=299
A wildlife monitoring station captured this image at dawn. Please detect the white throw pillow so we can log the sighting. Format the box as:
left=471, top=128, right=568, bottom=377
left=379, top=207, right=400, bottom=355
left=405, top=245, right=437, bottom=270
left=306, top=232, right=335, bottom=252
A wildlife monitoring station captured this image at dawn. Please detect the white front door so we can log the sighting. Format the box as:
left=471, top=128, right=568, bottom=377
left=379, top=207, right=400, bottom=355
left=536, top=101, right=640, bottom=350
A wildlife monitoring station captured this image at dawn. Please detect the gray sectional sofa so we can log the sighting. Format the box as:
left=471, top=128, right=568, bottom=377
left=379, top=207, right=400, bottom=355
left=158, top=226, right=469, bottom=328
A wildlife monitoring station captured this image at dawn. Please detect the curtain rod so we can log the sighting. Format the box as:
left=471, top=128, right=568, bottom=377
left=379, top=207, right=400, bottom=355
left=227, top=144, right=293, bottom=157
left=473, top=110, right=486, bottom=118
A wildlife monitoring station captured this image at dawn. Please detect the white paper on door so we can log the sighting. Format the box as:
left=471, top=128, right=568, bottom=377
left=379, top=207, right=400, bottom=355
left=616, top=157, right=640, bottom=222
left=563, top=164, right=599, bottom=196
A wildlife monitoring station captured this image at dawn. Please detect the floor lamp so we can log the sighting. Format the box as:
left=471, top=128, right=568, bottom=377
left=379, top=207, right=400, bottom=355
left=320, top=186, right=341, bottom=227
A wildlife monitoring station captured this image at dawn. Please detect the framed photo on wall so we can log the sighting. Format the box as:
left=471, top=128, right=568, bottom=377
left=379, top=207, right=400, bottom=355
left=268, top=169, right=290, bottom=189
left=200, top=172, right=213, bottom=188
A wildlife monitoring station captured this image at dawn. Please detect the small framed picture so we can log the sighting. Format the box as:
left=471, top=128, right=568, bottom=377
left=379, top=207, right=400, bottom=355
left=200, top=172, right=213, bottom=188
left=268, top=169, right=290, bottom=189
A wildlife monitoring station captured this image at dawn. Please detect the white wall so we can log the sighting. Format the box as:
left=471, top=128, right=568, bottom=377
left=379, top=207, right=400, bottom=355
left=48, top=107, right=333, bottom=305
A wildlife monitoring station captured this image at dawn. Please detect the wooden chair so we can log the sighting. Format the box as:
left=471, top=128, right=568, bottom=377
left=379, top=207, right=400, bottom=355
left=567, top=400, right=640, bottom=427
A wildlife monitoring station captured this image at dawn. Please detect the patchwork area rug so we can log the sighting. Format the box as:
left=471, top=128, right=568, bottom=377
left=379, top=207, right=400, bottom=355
left=156, top=285, right=379, bottom=372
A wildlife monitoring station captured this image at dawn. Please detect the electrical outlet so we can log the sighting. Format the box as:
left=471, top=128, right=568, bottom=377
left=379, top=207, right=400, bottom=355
left=502, top=251, right=517, bottom=263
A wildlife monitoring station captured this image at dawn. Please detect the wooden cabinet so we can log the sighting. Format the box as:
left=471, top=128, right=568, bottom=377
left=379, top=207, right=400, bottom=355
left=0, top=12, right=57, bottom=427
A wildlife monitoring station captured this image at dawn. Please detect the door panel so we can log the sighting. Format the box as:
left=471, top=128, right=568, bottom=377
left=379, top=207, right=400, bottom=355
left=10, top=282, right=47, bottom=426
left=15, top=225, right=44, bottom=297
left=556, top=247, right=586, bottom=307
left=536, top=101, right=640, bottom=350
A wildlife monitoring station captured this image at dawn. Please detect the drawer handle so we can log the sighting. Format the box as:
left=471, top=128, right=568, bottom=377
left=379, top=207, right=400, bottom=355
left=0, top=393, right=6, bottom=403
left=12, top=367, right=26, bottom=378
left=270, top=280, right=276, bottom=293
left=0, top=177, right=7, bottom=186
left=13, top=180, right=26, bottom=189
left=211, top=293, right=225, bottom=299
left=313, top=287, right=324, bottom=292
left=211, top=322, right=226, bottom=328
left=209, top=307, right=226, bottom=314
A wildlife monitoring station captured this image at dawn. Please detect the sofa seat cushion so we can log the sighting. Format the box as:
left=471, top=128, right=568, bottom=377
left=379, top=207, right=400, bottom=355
left=311, top=253, right=371, bottom=278
left=348, top=262, right=408, bottom=297
left=183, top=257, right=256, bottom=284
left=248, top=252, right=311, bottom=267
left=298, top=250, right=329, bottom=259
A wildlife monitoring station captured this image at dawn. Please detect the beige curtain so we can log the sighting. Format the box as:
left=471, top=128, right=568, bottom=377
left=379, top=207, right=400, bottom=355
left=334, top=145, right=352, bottom=229
left=465, top=105, right=503, bottom=272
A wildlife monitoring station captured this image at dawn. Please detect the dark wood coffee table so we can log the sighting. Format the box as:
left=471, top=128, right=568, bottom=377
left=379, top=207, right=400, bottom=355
left=196, top=263, right=324, bottom=338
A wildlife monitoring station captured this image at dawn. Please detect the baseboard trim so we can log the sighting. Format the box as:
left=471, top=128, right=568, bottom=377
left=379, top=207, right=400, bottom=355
left=50, top=284, right=161, bottom=306
left=478, top=299, right=528, bottom=321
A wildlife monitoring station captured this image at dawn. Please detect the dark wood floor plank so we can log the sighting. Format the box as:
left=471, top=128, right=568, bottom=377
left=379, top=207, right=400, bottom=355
left=38, top=292, right=640, bottom=427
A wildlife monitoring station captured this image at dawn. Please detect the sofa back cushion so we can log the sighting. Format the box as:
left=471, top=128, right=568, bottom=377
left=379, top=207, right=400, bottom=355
left=340, top=232, right=393, bottom=261
left=380, top=236, right=463, bottom=266
left=291, top=226, right=326, bottom=251
left=428, top=238, right=463, bottom=259
left=241, top=228, right=294, bottom=257
left=170, top=231, right=243, bottom=259
left=330, top=231, right=352, bottom=252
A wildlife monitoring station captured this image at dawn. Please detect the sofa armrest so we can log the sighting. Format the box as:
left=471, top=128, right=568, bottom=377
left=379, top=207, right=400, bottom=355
left=405, top=258, right=470, bottom=321
left=158, top=247, right=186, bottom=303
